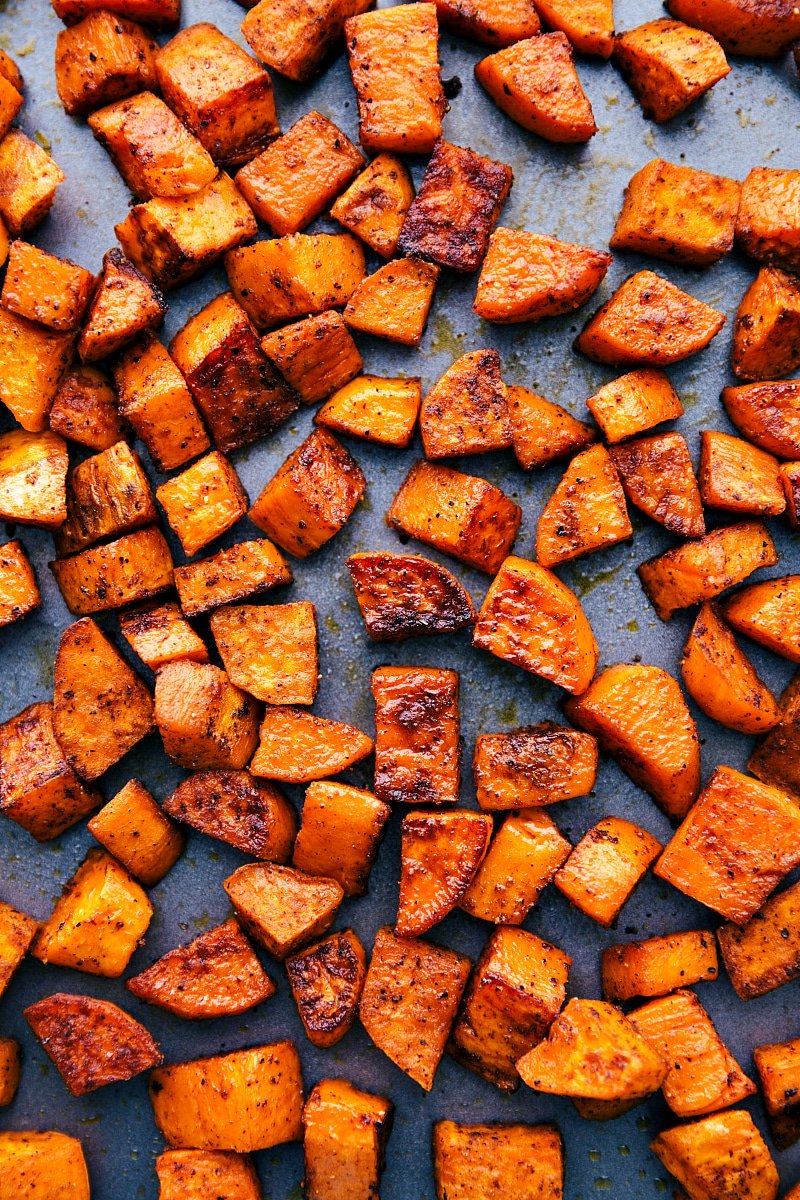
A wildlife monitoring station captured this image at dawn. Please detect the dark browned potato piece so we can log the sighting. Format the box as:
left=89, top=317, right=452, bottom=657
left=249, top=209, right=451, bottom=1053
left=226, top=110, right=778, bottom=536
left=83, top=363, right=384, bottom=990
left=397, top=810, right=492, bottom=937
left=285, top=929, right=366, bottom=1047
left=162, top=771, right=296, bottom=861
left=55, top=441, right=157, bottom=556
left=347, top=552, right=476, bottom=641
left=224, top=862, right=344, bottom=959
left=372, top=666, right=460, bottom=806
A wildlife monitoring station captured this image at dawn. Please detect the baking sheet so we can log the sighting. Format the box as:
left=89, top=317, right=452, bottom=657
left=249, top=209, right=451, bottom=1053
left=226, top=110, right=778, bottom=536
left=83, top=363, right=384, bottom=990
left=1, top=0, right=799, bottom=1195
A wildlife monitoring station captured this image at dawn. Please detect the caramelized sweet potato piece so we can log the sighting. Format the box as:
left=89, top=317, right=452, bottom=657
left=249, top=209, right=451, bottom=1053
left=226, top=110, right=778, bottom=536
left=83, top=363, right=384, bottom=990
left=114, top=334, right=209, bottom=470
left=700, top=430, right=785, bottom=515
left=666, top=0, right=800, bottom=56
left=724, top=576, right=800, bottom=663
left=53, top=0, right=179, bottom=25
left=120, top=602, right=208, bottom=670
left=51, top=527, right=174, bottom=616
left=174, top=538, right=292, bottom=617
left=304, top=1079, right=392, bottom=1200
left=55, top=440, right=156, bottom=556
left=155, top=660, right=259, bottom=771
left=163, top=770, right=295, bottom=861
left=360, top=926, right=471, bottom=1090
left=225, top=862, right=343, bottom=959
left=331, top=153, right=414, bottom=257
left=603, top=930, right=718, bottom=1002
left=652, top=1111, right=778, bottom=1200
left=781, top=461, right=800, bottom=526
left=681, top=601, right=780, bottom=734
left=88, top=779, right=184, bottom=886
left=610, top=432, right=705, bottom=538
left=434, top=0, right=540, bottom=45
left=251, top=707, right=372, bottom=783
left=508, top=385, right=596, bottom=470
left=397, top=810, right=491, bottom=936
left=735, top=167, right=800, bottom=272
left=156, top=1151, right=262, bottom=1200
left=554, top=817, right=661, bottom=927
left=614, top=18, right=730, bottom=122
left=0, top=431, right=68, bottom=528
left=475, top=229, right=610, bottom=324
left=587, top=368, right=683, bottom=445
left=718, top=878, right=800, bottom=1000
left=535, top=443, right=632, bottom=568
left=127, top=919, right=275, bottom=1019
left=749, top=673, right=800, bottom=797
left=210, top=601, right=317, bottom=706
left=474, top=723, right=598, bottom=810
left=2, top=241, right=94, bottom=333
left=0, top=78, right=23, bottom=147
left=420, top=349, right=511, bottom=459
left=372, top=665, right=460, bottom=806
left=753, top=1038, right=800, bottom=1150
left=344, top=258, right=439, bottom=346
left=0, top=130, right=64, bottom=237
left=0, top=312, right=73, bottom=432
left=157, top=452, right=246, bottom=557
left=286, top=931, right=366, bottom=1048
left=461, top=810, right=571, bottom=924
left=0, top=541, right=40, bottom=628
left=473, top=555, right=598, bottom=695
left=261, top=311, right=362, bottom=406
left=732, top=267, right=800, bottom=381
left=0, top=902, right=38, bottom=999
left=347, top=551, right=475, bottom=641
left=433, top=1121, right=563, bottom=1200
left=535, top=0, right=613, bottom=55
left=0, top=1039, right=20, bottom=1107
left=242, top=0, right=373, bottom=83
left=0, top=1132, right=90, bottom=1200
left=78, top=248, right=165, bottom=363
left=50, top=365, right=127, bottom=452
left=55, top=11, right=158, bottom=117
left=292, top=781, right=389, bottom=896
left=316, top=375, right=422, bottom=447
left=722, top=380, right=800, bottom=459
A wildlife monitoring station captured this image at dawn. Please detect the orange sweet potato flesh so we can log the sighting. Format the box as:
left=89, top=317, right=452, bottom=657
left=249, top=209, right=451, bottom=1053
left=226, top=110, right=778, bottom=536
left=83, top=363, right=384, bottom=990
left=722, top=381, right=800, bottom=460
left=292, top=781, right=390, bottom=897
left=251, top=706, right=373, bottom=783
left=156, top=1151, right=262, bottom=1200
left=474, top=229, right=611, bottom=323
left=554, top=817, right=662, bottom=928
left=610, top=433, right=705, bottom=538
left=780, top=462, right=800, bottom=526
left=210, top=601, right=318, bottom=705
left=50, top=527, right=174, bottom=617
left=613, top=19, right=730, bottom=123
left=397, top=811, right=492, bottom=936
left=87, top=779, right=184, bottom=887
left=0, top=902, right=37, bottom=999
left=156, top=451, right=248, bottom=558
left=0, top=312, right=73, bottom=432
left=420, top=349, right=511, bottom=459
left=434, top=0, right=540, bottom=46
left=507, top=385, right=596, bottom=470
left=0, top=1038, right=20, bottom=1107
left=174, top=539, right=292, bottom=618
left=718, top=878, right=800, bottom=1000
left=127, top=919, right=275, bottom=1019
left=666, top=0, right=800, bottom=57
left=535, top=0, right=614, bottom=55
left=535, top=443, right=632, bottom=568
left=119, top=603, right=209, bottom=672
left=241, top=0, right=373, bottom=83
left=0, top=540, right=39, bottom=628
left=602, top=930, right=718, bottom=1002
left=163, top=770, right=296, bottom=862
left=262, top=310, right=363, bottom=405
left=433, top=1122, right=564, bottom=1200
left=53, top=0, right=179, bottom=26
left=316, top=375, right=421, bottom=448
left=746, top=670, right=800, bottom=798
left=78, top=248, right=166, bottom=363
left=50, top=365, right=128, bottom=452
left=155, top=661, right=260, bottom=771
left=700, top=430, right=785, bottom=516
left=0, top=1131, right=90, bottom=1200
left=55, top=12, right=159, bottom=118
left=372, top=666, right=460, bottom=806
left=286, top=930, right=366, bottom=1047
left=681, top=601, right=780, bottom=734
left=735, top=166, right=800, bottom=273
left=474, top=722, right=598, bottom=809
left=460, top=810, right=572, bottom=924
left=344, top=258, right=439, bottom=347
left=586, top=368, right=683, bottom=445
left=733, top=267, right=800, bottom=381
left=754, top=1038, right=800, bottom=1150
left=304, top=1079, right=392, bottom=1200
left=724, top=576, right=800, bottom=663
left=347, top=551, right=476, bottom=641
left=224, top=862, right=343, bottom=959
left=2, top=241, right=94, bottom=333
left=564, top=663, right=700, bottom=822
left=330, top=153, right=414, bottom=258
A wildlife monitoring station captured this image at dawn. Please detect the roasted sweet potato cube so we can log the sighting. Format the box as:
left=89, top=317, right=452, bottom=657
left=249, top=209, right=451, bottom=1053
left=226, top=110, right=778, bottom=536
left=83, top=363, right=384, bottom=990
left=50, top=365, right=128, bottom=452
left=461, top=810, right=571, bottom=924
left=535, top=443, right=633, bottom=568
left=51, top=527, right=174, bottom=616
left=0, top=1132, right=90, bottom=1200
left=667, top=0, right=800, bottom=56
left=419, top=349, right=510, bottom=459
left=638, top=520, right=778, bottom=620
left=736, top=167, right=800, bottom=273
left=474, top=32, right=596, bottom=142
left=473, top=555, right=598, bottom=695
left=163, top=769, right=295, bottom=861
left=723, top=380, right=800, bottom=459
left=398, top=139, right=512, bottom=272
left=732, top=267, right=800, bottom=381
left=52, top=0, right=179, bottom=25
left=0, top=902, right=38, bottom=999
left=681, top=601, right=779, bottom=735
left=781, top=461, right=800, bottom=526
left=347, top=551, right=475, bottom=642
left=316, top=375, right=422, bottom=447
left=474, top=723, right=598, bottom=810
left=587, top=368, right=683, bottom=445
left=292, top=781, right=389, bottom=897
left=242, top=0, right=373, bottom=82
left=210, top=602, right=317, bottom=705
left=32, top=848, right=152, bottom=976
left=286, top=930, right=367, bottom=1047
left=535, top=0, right=613, bottom=55
left=700, top=430, right=785, bottom=516
left=433, top=1121, right=563, bottom=1200
left=114, top=335, right=209, bottom=470
left=508, top=385, right=596, bottom=471
left=120, top=602, right=208, bottom=670
left=261, top=311, right=362, bottom=406
left=0, top=74, right=21, bottom=145
left=0, top=541, right=40, bottom=627
left=397, top=810, right=491, bottom=937
left=0, top=311, right=73, bottom=433
left=450, top=928, right=570, bottom=1090
left=225, top=862, right=343, bottom=959
left=304, top=1078, right=392, bottom=1200
left=372, top=666, right=460, bottom=806
left=434, top=0, right=539, bottom=45
left=127, top=918, right=275, bottom=1019
left=718, top=878, right=800, bottom=1000
left=475, top=229, right=610, bottom=324
left=652, top=1111, right=778, bottom=1200
left=156, top=452, right=246, bottom=558
left=331, top=153, right=414, bottom=258
left=149, top=1043, right=303, bottom=1152
left=0, top=130, right=64, bottom=237
left=344, top=258, right=439, bottom=347
left=156, top=1151, right=262, bottom=1200
left=55, top=11, right=158, bottom=117
left=602, top=930, right=718, bottom=1002
left=174, top=538, right=292, bottom=617
left=249, top=429, right=365, bottom=558
left=724, top=576, right=800, bottom=663
left=613, top=18, right=729, bottom=122
left=610, top=432, right=705, bottom=537
left=2, top=241, right=94, bottom=333
left=554, top=817, right=661, bottom=928
left=78, top=249, right=165, bottom=363
left=87, top=779, right=184, bottom=886
left=0, top=431, right=68, bottom=527
left=360, top=926, right=471, bottom=1090
left=55, top=441, right=156, bottom=556
left=0, top=1039, right=20, bottom=1107
left=251, top=707, right=373, bottom=783
left=748, top=671, right=800, bottom=798
left=156, top=23, right=279, bottom=166
left=116, top=173, right=258, bottom=290
left=155, top=660, right=259, bottom=770
left=752, top=1039, right=800, bottom=1151
left=0, top=50, right=22, bottom=94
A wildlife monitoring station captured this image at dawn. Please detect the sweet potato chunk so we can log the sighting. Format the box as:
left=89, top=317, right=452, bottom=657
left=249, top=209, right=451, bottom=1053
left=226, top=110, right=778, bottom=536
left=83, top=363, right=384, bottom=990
left=0, top=902, right=38, bottom=999
left=732, top=267, right=800, bottom=381
left=754, top=1038, right=800, bottom=1150
left=0, top=541, right=40, bottom=628
left=114, top=335, right=209, bottom=470
left=434, top=0, right=540, bottom=46
left=718, top=878, right=800, bottom=1000
left=475, top=229, right=610, bottom=324
left=372, top=665, right=460, bottom=806
left=174, top=538, right=292, bottom=617
left=722, top=380, right=800, bottom=459
left=51, top=527, right=174, bottom=616
left=433, top=1121, right=563, bottom=1200
left=347, top=551, right=475, bottom=642
left=150, top=1043, right=303, bottom=1152
left=0, top=1132, right=90, bottom=1200
left=286, top=930, right=366, bottom=1048
left=0, top=311, right=73, bottom=433
left=50, top=365, right=127, bottom=452
left=652, top=1111, right=778, bottom=1200
left=614, top=18, right=729, bottom=122
left=637, top=520, right=778, bottom=620
left=157, top=452, right=246, bottom=557
left=449, top=928, right=570, bottom=1090
left=555, top=817, right=661, bottom=927
left=603, top=930, right=718, bottom=1002
left=251, top=707, right=373, bottom=783
left=398, top=139, right=513, bottom=271
left=331, top=153, right=414, bottom=257
left=0, top=1039, right=20, bottom=1107
left=32, top=848, right=152, bottom=976
left=292, top=781, right=390, bottom=896
left=460, top=810, right=571, bottom=924
left=736, top=167, right=800, bottom=273
left=304, top=1079, right=392, bottom=1200
left=0, top=130, right=64, bottom=237
left=55, top=440, right=156, bottom=556
left=2, top=241, right=94, bottom=333
left=317, top=375, right=422, bottom=447
left=610, top=432, right=705, bottom=537
left=88, top=779, right=184, bottom=886
left=473, top=555, right=598, bottom=695
left=781, top=461, right=800, bottom=526
left=242, top=0, right=373, bottom=83
left=749, top=672, right=800, bottom=797
left=420, top=349, right=511, bottom=459
left=700, top=430, right=784, bottom=516
left=261, top=311, right=362, bottom=406
left=225, top=862, right=343, bottom=959
left=154, top=660, right=259, bottom=771
left=210, top=601, right=317, bottom=706
left=156, top=1151, right=262, bottom=1200
left=586, top=368, right=683, bottom=445
left=0, top=431, right=67, bottom=528
left=55, top=11, right=158, bottom=117
left=127, top=919, right=275, bottom=1019
left=360, top=926, right=471, bottom=1090
left=666, top=0, right=800, bottom=56
left=397, top=810, right=491, bottom=936
left=474, top=723, right=598, bottom=810
left=344, top=258, right=439, bottom=346
left=163, top=770, right=295, bottom=861
left=535, top=0, right=613, bottom=55
left=120, top=602, right=208, bottom=671
left=53, top=0, right=179, bottom=24
left=724, top=576, right=800, bottom=663
left=0, top=79, right=23, bottom=148
left=78, top=248, right=165, bottom=363
left=535, top=444, right=632, bottom=568
left=681, top=601, right=779, bottom=734
left=508, top=385, right=596, bottom=471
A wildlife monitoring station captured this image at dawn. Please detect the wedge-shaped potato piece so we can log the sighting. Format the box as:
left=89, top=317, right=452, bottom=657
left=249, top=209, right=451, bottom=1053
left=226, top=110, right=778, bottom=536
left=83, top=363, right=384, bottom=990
left=733, top=267, right=800, bottom=381
left=475, top=32, right=596, bottom=142
left=127, top=918, right=275, bottom=1019
left=587, top=368, right=683, bottom=445
left=535, top=0, right=613, bottom=55
left=610, top=432, right=705, bottom=538
left=304, top=1078, right=392, bottom=1200
left=372, top=665, right=460, bottom=806
left=603, top=930, right=718, bottom=1002
left=397, top=810, right=491, bottom=937
left=638, top=520, right=778, bottom=620
left=156, top=23, right=279, bottom=166
left=261, top=311, right=362, bottom=406
left=78, top=248, right=165, bottom=363
left=387, top=461, right=521, bottom=574
left=473, top=555, right=598, bottom=695
left=475, top=229, right=610, bottom=323
left=700, top=430, right=784, bottom=516
left=360, top=926, right=471, bottom=1090
left=508, top=386, right=595, bottom=471
left=535, top=444, right=632, bottom=568
left=554, top=817, right=661, bottom=927
left=630, top=990, right=755, bottom=1118
left=723, top=380, right=800, bottom=459
left=398, top=139, right=513, bottom=272
left=0, top=1132, right=89, bottom=1200
left=749, top=672, right=800, bottom=797
left=157, top=452, right=246, bottom=557
left=292, top=781, right=390, bottom=897
left=53, top=0, right=179, bottom=25
left=155, top=661, right=259, bottom=771
left=347, top=551, right=475, bottom=642
left=210, top=602, right=317, bottom=705
left=331, top=153, right=413, bottom=258
left=174, top=539, right=292, bottom=617
left=718, top=878, right=800, bottom=1000
left=434, top=0, right=540, bottom=46
left=242, top=0, right=373, bottom=82
left=0, top=541, right=39, bottom=627
left=251, top=707, right=373, bottom=783
left=25, top=993, right=161, bottom=1096
left=344, top=258, right=439, bottom=347
left=32, top=848, right=152, bottom=976
left=120, top=602, right=208, bottom=671
left=754, top=1038, right=800, bottom=1150
left=724, top=576, right=800, bottom=663
left=433, top=1121, right=563, bottom=1200
left=0, top=311, right=73, bottom=433
left=116, top=172, right=258, bottom=290
left=450, top=928, right=570, bottom=1090
left=2, top=241, right=94, bottom=333
left=164, top=770, right=295, bottom=861
left=0, top=50, right=22, bottom=93
left=652, top=1111, right=778, bottom=1200
left=286, top=930, right=366, bottom=1048
left=114, top=334, right=209, bottom=470
left=150, top=1043, right=303, bottom=1152
left=88, top=779, right=183, bottom=886
left=55, top=441, right=156, bottom=556
left=51, top=527, right=174, bottom=616
left=55, top=11, right=158, bottom=117
left=682, top=602, right=779, bottom=735
left=0, top=130, right=65, bottom=237
left=667, top=0, right=800, bottom=56
left=781, top=461, right=800, bottom=525
left=474, top=723, right=597, bottom=810
left=50, top=365, right=127, bottom=452
left=0, top=1038, right=20, bottom=1107
left=317, top=375, right=422, bottom=448
left=614, top=18, right=729, bottom=122
left=736, top=167, right=800, bottom=273
left=564, top=663, right=700, bottom=821
left=461, top=810, right=571, bottom=923
left=420, top=349, right=510, bottom=459
left=0, top=902, right=38, bottom=999
left=226, top=862, right=343, bottom=958
left=156, top=1151, right=262, bottom=1200
left=54, top=618, right=153, bottom=781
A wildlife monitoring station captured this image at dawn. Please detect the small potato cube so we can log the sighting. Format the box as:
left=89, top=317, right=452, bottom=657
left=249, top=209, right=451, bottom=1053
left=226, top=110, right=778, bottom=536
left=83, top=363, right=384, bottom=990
left=535, top=0, right=613, bottom=55
left=0, top=540, right=40, bottom=627
left=0, top=130, right=64, bottom=237
left=292, top=781, right=390, bottom=896
left=55, top=11, right=158, bottom=117
left=754, top=1038, right=800, bottom=1150
left=0, top=312, right=74, bottom=432
left=507, top=385, right=596, bottom=471
left=724, top=575, right=800, bottom=664
left=249, top=429, right=366, bottom=558
left=555, top=817, right=661, bottom=928
left=733, top=266, right=800, bottom=381
left=304, top=1079, right=392, bottom=1200
left=52, top=0, right=179, bottom=26
left=331, top=153, right=414, bottom=257
left=372, top=665, right=460, bottom=806
left=651, top=1111, right=778, bottom=1200
left=0, top=430, right=68, bottom=528
left=398, top=139, right=512, bottom=272
left=613, top=18, right=730, bottom=123
left=586, top=368, right=683, bottom=445
left=236, top=111, right=363, bottom=236
left=461, top=810, right=571, bottom=924
left=157, top=451, right=247, bottom=557
left=474, top=228, right=610, bottom=323
left=433, top=1121, right=563, bottom=1200
left=242, top=0, right=373, bottom=83
left=49, top=365, right=128, bottom=452
left=610, top=432, right=705, bottom=537
left=2, top=240, right=94, bottom=332
left=316, top=375, right=422, bottom=447
left=397, top=810, right=492, bottom=936
left=0, top=1038, right=20, bottom=1106
left=360, top=926, right=471, bottom=1090
left=286, top=930, right=367, bottom=1047
left=0, top=902, right=38, bottom=999
left=473, top=555, right=598, bottom=696
left=120, top=601, right=208, bottom=670
left=225, top=862, right=343, bottom=959
left=251, top=706, right=373, bottom=783
left=156, top=23, right=280, bottom=165
left=261, top=311, right=362, bottom=406
left=88, top=779, right=184, bottom=886
left=0, top=701, right=100, bottom=841
left=50, top=527, right=174, bottom=616
left=667, top=0, right=800, bottom=57
left=450, top=927, right=570, bottom=1090
left=434, top=0, right=540, bottom=47
left=174, top=538, right=292, bottom=617
left=0, top=1132, right=90, bottom=1200
left=723, top=380, right=800, bottom=460
left=78, top=248, right=165, bottom=363
left=210, top=601, right=317, bottom=705
left=344, top=258, right=439, bottom=347
left=56, top=440, right=157, bottom=556
left=602, top=930, right=718, bottom=1002
left=420, top=349, right=510, bottom=459
left=681, top=601, right=779, bottom=735
left=32, top=848, right=152, bottom=977
left=736, top=167, right=800, bottom=273
left=474, top=723, right=597, bottom=810
left=387, top=460, right=521, bottom=574
left=156, top=1151, right=262, bottom=1200
left=700, top=430, right=785, bottom=515
left=346, top=550, right=476, bottom=641
left=535, top=443, right=632, bottom=568
left=718, top=878, right=800, bottom=1000
left=114, top=334, right=210, bottom=470
left=155, top=660, right=260, bottom=770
